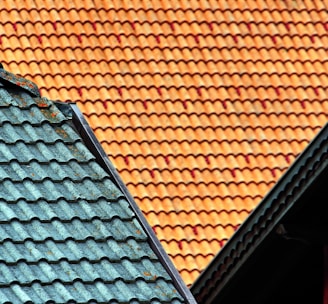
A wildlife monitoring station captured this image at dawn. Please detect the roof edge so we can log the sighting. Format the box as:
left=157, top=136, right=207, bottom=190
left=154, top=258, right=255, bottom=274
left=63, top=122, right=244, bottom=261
left=70, top=103, right=197, bottom=304
left=191, top=122, right=328, bottom=303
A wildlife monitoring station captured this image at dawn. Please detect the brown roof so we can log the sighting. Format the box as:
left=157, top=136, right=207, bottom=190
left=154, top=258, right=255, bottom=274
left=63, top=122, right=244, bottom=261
left=2, top=0, right=328, bottom=286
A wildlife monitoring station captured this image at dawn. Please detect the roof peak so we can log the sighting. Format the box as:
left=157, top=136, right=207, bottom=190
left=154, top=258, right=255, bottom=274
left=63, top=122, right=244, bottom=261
left=0, top=67, right=195, bottom=303
left=0, top=66, right=39, bottom=97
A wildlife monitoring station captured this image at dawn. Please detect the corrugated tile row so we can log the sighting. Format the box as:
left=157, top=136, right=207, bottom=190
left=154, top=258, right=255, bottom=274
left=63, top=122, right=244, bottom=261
left=0, top=198, right=131, bottom=222
left=0, top=259, right=169, bottom=284
left=1, top=0, right=328, bottom=285
left=0, top=239, right=154, bottom=263
left=0, top=73, right=184, bottom=303
left=0, top=280, right=182, bottom=304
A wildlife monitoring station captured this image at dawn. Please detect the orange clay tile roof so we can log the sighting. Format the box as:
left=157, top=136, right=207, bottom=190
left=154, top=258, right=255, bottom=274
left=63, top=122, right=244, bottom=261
left=2, top=0, right=328, bottom=286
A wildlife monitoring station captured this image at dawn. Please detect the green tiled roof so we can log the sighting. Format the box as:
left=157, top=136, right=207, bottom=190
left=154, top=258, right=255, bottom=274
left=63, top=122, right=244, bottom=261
left=0, top=68, right=187, bottom=303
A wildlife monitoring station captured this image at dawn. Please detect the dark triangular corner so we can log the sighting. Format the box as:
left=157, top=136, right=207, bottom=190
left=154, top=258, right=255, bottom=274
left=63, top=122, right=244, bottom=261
left=191, top=122, right=328, bottom=304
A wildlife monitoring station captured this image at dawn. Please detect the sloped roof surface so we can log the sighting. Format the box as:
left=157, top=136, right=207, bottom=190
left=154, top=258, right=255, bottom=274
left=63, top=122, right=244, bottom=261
left=0, top=69, right=185, bottom=303
left=2, top=0, right=328, bottom=285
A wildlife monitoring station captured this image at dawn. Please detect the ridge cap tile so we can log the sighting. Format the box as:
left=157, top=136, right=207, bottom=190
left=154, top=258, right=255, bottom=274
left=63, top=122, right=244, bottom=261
left=0, top=68, right=39, bottom=97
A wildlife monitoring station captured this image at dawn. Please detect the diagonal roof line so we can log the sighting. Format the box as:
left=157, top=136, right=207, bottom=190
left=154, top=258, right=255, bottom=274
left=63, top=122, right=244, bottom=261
left=70, top=103, right=197, bottom=304
left=0, top=66, right=191, bottom=303
left=191, top=121, right=328, bottom=303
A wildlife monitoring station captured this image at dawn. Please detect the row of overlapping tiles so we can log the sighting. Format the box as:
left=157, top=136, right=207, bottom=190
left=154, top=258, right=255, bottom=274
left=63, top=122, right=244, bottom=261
left=1, top=0, right=328, bottom=285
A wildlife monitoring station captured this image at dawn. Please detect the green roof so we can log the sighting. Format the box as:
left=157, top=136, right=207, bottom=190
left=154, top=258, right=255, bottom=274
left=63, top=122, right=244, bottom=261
left=0, top=67, right=193, bottom=303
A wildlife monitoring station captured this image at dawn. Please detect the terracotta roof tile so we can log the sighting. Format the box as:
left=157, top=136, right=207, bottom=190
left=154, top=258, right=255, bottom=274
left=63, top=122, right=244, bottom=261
left=2, top=0, right=328, bottom=286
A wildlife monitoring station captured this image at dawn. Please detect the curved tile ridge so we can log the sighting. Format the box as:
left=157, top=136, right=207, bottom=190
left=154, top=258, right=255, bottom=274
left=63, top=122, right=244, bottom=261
left=2, top=18, right=328, bottom=29
left=0, top=258, right=172, bottom=285
left=4, top=31, right=328, bottom=40
left=0, top=218, right=146, bottom=243
left=0, top=280, right=183, bottom=304
left=7, top=58, right=328, bottom=68
left=0, top=239, right=156, bottom=264
left=0, top=197, right=133, bottom=222
left=4, top=44, right=328, bottom=56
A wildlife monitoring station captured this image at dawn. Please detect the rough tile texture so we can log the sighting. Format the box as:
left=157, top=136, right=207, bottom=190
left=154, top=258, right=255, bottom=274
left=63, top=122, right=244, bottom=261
left=1, top=0, right=328, bottom=285
left=0, top=69, right=185, bottom=303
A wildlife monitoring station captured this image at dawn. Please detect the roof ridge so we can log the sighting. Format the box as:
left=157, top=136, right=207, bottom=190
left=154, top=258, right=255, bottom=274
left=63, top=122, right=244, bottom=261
left=0, top=67, right=194, bottom=303
left=0, top=67, right=40, bottom=97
